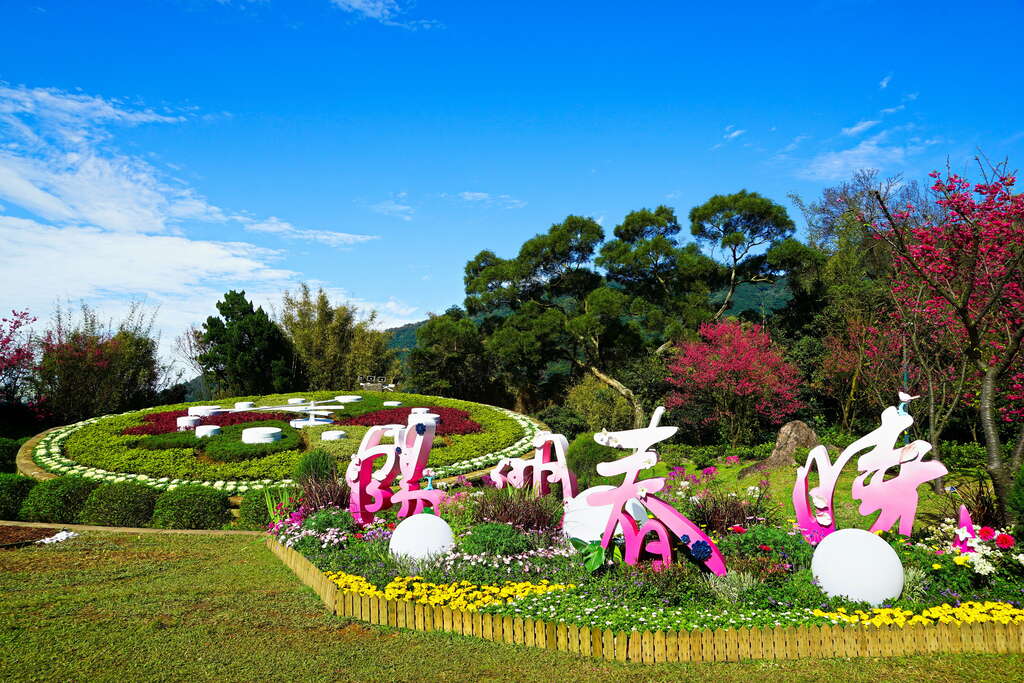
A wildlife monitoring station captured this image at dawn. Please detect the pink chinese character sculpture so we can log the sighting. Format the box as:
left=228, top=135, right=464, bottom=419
left=792, top=395, right=947, bottom=544
left=489, top=431, right=578, bottom=503
left=578, top=407, right=727, bottom=575
left=951, top=505, right=977, bottom=553
left=345, top=414, right=443, bottom=525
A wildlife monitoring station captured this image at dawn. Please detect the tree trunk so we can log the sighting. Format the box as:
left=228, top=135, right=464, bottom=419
left=583, top=364, right=646, bottom=429
left=978, top=364, right=1011, bottom=523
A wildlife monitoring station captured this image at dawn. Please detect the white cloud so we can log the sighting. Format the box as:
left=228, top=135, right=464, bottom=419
left=841, top=120, right=881, bottom=136
left=328, top=0, right=440, bottom=29
left=799, top=131, right=934, bottom=181
left=245, top=216, right=378, bottom=248
left=724, top=129, right=746, bottom=140
left=880, top=74, right=892, bottom=89
left=779, top=134, right=810, bottom=154
left=448, top=191, right=526, bottom=209
left=369, top=197, right=414, bottom=221
left=0, top=84, right=387, bottom=361
left=881, top=105, right=905, bottom=115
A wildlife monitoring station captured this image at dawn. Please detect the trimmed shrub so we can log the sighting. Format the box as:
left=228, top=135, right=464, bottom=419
left=566, top=432, right=621, bottom=489
left=238, top=490, right=272, bottom=530
left=294, top=448, right=334, bottom=483
left=0, top=437, right=20, bottom=473
left=151, top=485, right=231, bottom=529
left=535, top=405, right=587, bottom=441
left=78, top=482, right=159, bottom=527
left=460, top=522, right=531, bottom=556
left=0, top=474, right=37, bottom=520
left=18, top=477, right=99, bottom=523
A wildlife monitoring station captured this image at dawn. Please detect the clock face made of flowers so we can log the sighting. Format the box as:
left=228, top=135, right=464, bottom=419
left=347, top=405, right=729, bottom=575
left=792, top=394, right=947, bottom=545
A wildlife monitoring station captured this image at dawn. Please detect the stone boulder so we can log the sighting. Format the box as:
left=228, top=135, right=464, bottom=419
left=739, top=420, right=820, bottom=478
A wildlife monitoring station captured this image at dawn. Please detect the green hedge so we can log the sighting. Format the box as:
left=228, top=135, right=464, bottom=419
left=151, top=485, right=231, bottom=529
left=0, top=474, right=36, bottom=520
left=18, top=477, right=99, bottom=523
left=78, top=482, right=159, bottom=527
left=57, top=391, right=524, bottom=483
left=0, top=437, right=20, bottom=473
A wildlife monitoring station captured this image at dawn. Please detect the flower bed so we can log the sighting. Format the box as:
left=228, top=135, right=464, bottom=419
left=266, top=460, right=1024, bottom=641
left=29, top=392, right=540, bottom=494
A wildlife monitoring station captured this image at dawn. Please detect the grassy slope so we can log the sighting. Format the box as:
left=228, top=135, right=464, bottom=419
left=2, top=532, right=1022, bottom=682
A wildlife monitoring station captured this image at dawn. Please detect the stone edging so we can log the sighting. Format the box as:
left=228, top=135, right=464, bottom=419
left=266, top=539, right=1024, bottom=663
left=16, top=428, right=59, bottom=481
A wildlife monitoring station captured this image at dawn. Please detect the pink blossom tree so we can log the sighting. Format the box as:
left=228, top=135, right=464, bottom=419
left=0, top=309, right=35, bottom=404
left=871, top=165, right=1024, bottom=520
left=666, top=320, right=803, bottom=447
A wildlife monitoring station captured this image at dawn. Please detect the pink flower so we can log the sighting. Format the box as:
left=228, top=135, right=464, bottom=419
left=979, top=526, right=995, bottom=541
left=725, top=455, right=740, bottom=464
left=996, top=533, right=1015, bottom=549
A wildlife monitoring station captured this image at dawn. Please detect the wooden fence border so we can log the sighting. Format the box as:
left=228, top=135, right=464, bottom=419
left=265, top=538, right=1024, bottom=664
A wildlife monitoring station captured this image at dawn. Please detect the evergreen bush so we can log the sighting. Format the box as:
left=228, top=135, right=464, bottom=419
left=18, top=477, right=99, bottom=523
left=151, top=485, right=231, bottom=529
left=78, top=482, right=159, bottom=527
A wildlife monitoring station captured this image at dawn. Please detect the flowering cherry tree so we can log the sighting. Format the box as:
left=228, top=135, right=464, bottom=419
left=872, top=166, right=1024, bottom=519
left=666, top=321, right=803, bottom=447
left=0, top=309, right=35, bottom=403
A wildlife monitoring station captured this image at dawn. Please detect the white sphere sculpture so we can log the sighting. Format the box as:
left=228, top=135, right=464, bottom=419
left=321, top=430, right=348, bottom=441
left=176, top=416, right=201, bottom=431
left=234, top=401, right=255, bottom=410
left=811, top=528, right=904, bottom=606
left=389, top=514, right=454, bottom=560
left=562, top=485, right=649, bottom=543
left=383, top=400, right=402, bottom=407
left=195, top=425, right=221, bottom=438
left=242, top=427, right=283, bottom=444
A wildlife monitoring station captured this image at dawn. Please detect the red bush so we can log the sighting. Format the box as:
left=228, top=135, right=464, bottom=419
left=339, top=407, right=481, bottom=436
left=122, top=410, right=297, bottom=435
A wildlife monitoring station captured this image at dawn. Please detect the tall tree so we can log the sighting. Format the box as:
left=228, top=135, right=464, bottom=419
left=33, top=303, right=171, bottom=423
left=872, top=165, right=1024, bottom=521
left=597, top=205, right=719, bottom=350
left=689, top=190, right=795, bottom=320
left=466, top=215, right=654, bottom=423
left=666, top=320, right=803, bottom=447
left=406, top=307, right=495, bottom=402
left=198, top=290, right=302, bottom=396
left=279, top=284, right=357, bottom=390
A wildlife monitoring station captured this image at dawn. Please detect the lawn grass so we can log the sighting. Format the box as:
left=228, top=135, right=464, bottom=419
left=2, top=532, right=1023, bottom=682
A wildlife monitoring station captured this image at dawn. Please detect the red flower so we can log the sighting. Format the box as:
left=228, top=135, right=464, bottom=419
left=995, top=533, right=1015, bottom=549
left=354, top=533, right=363, bottom=540
left=978, top=526, right=995, bottom=541
left=757, top=544, right=772, bottom=552
left=728, top=525, right=747, bottom=534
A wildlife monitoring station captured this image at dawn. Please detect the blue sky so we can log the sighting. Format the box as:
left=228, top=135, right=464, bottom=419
left=2, top=0, right=1022, bottom=358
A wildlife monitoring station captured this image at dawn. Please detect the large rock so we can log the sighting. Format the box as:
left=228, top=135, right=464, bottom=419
left=740, top=419, right=819, bottom=478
